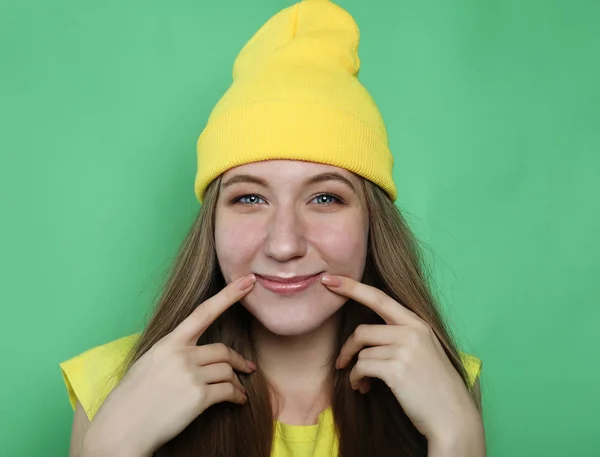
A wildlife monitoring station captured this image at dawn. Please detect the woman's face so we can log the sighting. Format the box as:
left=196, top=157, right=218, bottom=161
left=214, top=159, right=369, bottom=336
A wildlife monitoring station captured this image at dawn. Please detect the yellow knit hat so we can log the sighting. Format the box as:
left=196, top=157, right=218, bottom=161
left=194, top=0, right=397, bottom=203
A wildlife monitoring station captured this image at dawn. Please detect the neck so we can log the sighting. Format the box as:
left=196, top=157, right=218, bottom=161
left=251, top=312, right=341, bottom=424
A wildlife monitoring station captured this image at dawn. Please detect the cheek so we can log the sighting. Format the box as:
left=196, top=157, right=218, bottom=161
left=215, top=216, right=262, bottom=281
left=310, top=218, right=368, bottom=273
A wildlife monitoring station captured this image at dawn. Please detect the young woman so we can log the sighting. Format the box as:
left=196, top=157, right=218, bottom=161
left=60, top=1, right=485, bottom=456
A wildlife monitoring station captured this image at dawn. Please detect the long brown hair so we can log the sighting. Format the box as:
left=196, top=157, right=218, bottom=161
left=127, top=173, right=470, bottom=457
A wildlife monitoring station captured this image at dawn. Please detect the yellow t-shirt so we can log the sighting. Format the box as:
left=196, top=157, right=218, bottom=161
left=59, top=334, right=481, bottom=457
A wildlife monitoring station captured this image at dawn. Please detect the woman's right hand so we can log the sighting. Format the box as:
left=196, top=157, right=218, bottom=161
left=81, top=274, right=258, bottom=457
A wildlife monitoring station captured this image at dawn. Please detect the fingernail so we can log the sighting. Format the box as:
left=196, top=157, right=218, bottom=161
left=321, top=274, right=341, bottom=287
left=246, top=360, right=258, bottom=371
left=237, top=274, right=256, bottom=291
left=334, top=357, right=340, bottom=369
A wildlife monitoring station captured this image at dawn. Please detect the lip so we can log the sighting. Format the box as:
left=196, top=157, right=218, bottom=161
left=255, top=273, right=322, bottom=295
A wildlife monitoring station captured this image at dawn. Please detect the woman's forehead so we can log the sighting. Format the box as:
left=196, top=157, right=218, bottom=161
left=221, top=159, right=358, bottom=184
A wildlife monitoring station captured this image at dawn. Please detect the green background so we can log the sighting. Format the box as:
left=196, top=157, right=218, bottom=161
left=1, top=0, right=598, bottom=455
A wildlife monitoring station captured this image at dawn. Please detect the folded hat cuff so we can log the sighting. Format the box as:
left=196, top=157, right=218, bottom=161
left=195, top=99, right=396, bottom=203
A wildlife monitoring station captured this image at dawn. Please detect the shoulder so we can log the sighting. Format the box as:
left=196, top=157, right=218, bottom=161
left=458, top=351, right=482, bottom=391
left=59, top=333, right=141, bottom=421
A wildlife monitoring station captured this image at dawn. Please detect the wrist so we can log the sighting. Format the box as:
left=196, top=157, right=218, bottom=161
left=82, top=426, right=152, bottom=457
left=427, top=412, right=486, bottom=457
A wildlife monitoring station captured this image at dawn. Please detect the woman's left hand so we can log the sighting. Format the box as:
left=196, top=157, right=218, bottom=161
left=321, top=274, right=484, bottom=449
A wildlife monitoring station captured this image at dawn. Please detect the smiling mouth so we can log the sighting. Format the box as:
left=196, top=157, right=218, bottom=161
left=255, top=273, right=322, bottom=295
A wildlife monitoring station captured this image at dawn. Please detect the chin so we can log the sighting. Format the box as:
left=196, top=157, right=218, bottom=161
left=251, top=317, right=329, bottom=337
left=239, top=288, right=346, bottom=336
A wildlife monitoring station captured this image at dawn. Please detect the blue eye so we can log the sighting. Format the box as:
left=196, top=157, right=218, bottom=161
left=231, top=193, right=343, bottom=206
left=311, top=193, right=343, bottom=205
left=235, top=194, right=265, bottom=205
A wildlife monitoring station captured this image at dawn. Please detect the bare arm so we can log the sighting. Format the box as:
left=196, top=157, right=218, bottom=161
left=69, top=401, right=91, bottom=457
left=427, top=376, right=485, bottom=457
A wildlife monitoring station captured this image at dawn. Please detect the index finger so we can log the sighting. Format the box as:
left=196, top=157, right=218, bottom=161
left=169, top=274, right=256, bottom=345
left=321, top=274, right=419, bottom=325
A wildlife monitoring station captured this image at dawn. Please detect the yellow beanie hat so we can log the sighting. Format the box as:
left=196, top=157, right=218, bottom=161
left=194, top=0, right=397, bottom=203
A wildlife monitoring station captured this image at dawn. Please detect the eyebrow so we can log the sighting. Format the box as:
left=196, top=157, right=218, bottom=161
left=221, top=171, right=357, bottom=193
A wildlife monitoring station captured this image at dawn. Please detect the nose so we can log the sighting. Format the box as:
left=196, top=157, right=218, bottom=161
left=263, top=204, right=307, bottom=262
